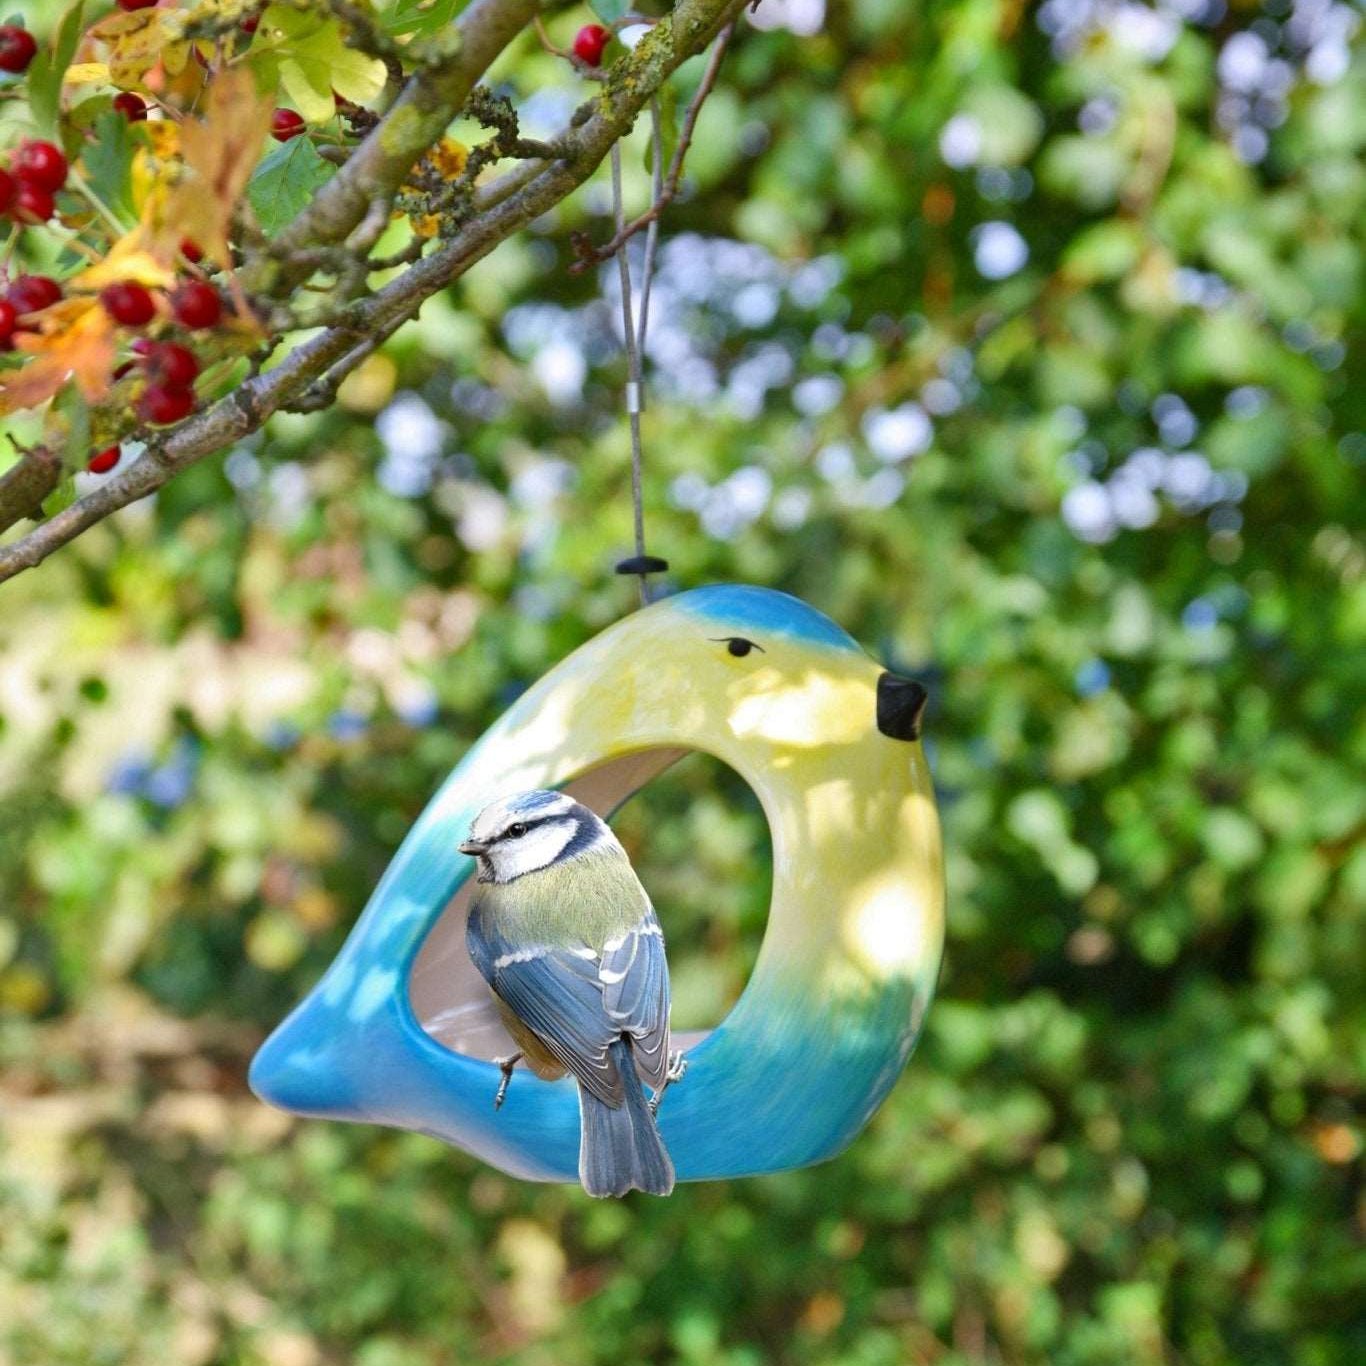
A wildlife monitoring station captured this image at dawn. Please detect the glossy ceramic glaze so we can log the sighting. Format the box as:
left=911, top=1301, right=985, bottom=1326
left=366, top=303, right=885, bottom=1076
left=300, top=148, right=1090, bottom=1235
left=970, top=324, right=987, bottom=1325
left=249, top=585, right=945, bottom=1181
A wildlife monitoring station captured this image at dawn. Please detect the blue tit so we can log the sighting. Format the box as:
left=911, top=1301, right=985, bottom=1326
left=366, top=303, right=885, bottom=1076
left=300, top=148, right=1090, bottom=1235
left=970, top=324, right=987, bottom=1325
left=459, top=790, right=685, bottom=1198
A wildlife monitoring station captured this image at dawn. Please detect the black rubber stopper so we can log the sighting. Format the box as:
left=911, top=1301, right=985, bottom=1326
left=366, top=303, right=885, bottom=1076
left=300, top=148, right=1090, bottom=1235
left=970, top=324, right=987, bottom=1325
left=615, top=555, right=670, bottom=577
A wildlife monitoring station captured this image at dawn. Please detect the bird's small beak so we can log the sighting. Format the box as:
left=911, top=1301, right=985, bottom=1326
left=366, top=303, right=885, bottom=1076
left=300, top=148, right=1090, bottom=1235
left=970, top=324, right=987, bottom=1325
left=877, top=672, right=929, bottom=742
left=459, top=839, right=488, bottom=857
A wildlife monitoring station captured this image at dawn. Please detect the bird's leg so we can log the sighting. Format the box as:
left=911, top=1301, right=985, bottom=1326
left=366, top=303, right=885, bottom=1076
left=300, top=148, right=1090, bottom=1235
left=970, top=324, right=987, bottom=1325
left=648, top=1051, right=688, bottom=1117
left=493, top=1052, right=523, bottom=1110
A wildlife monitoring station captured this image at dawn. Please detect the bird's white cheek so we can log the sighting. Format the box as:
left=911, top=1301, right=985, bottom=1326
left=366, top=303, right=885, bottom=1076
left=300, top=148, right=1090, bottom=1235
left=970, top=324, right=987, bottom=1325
left=494, top=823, right=575, bottom=880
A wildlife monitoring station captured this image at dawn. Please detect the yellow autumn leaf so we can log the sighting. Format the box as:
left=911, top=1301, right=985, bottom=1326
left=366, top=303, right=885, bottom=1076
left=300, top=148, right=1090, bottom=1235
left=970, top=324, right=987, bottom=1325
left=90, top=8, right=190, bottom=88
left=141, top=121, right=180, bottom=161
left=71, top=243, right=176, bottom=292
left=0, top=303, right=118, bottom=416
left=162, top=68, right=273, bottom=269
left=64, top=62, right=111, bottom=86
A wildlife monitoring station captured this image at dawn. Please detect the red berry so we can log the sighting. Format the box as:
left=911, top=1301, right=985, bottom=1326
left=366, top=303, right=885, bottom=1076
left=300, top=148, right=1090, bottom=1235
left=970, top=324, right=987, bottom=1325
left=87, top=445, right=121, bottom=474
left=573, top=24, right=610, bottom=66
left=13, top=183, right=55, bottom=223
left=0, top=299, right=15, bottom=341
left=0, top=168, right=15, bottom=215
left=241, top=15, right=260, bottom=36
left=271, top=108, right=305, bottom=141
left=7, top=275, right=62, bottom=315
left=0, top=24, right=37, bottom=75
left=179, top=238, right=203, bottom=263
left=113, top=92, right=147, bottom=121
left=101, top=281, right=157, bottom=327
left=138, top=384, right=195, bottom=425
left=170, top=279, right=221, bottom=329
left=144, top=341, right=199, bottom=389
left=13, top=141, right=69, bottom=193
left=116, top=0, right=159, bottom=11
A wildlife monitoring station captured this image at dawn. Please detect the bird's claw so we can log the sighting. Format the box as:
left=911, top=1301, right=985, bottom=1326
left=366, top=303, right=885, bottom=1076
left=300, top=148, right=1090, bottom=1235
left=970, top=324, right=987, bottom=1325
left=649, top=1050, right=688, bottom=1117
left=493, top=1052, right=522, bottom=1111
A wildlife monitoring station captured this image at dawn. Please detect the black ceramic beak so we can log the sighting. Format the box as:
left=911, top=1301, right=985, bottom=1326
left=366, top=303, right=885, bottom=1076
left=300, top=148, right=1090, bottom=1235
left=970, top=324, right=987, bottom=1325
left=877, top=672, right=928, bottom=742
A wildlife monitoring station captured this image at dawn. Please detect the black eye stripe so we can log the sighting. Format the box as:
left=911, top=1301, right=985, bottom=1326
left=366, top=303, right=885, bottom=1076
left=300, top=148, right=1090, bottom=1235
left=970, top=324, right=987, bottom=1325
left=710, top=636, right=764, bottom=658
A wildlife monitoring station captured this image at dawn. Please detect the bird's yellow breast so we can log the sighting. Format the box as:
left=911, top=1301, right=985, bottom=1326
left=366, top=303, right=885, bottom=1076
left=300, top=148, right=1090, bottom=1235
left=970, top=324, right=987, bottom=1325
left=474, top=846, right=651, bottom=950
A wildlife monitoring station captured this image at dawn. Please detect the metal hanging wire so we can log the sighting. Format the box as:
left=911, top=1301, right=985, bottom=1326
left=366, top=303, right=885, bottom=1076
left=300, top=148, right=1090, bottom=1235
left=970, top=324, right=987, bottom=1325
left=611, top=98, right=669, bottom=607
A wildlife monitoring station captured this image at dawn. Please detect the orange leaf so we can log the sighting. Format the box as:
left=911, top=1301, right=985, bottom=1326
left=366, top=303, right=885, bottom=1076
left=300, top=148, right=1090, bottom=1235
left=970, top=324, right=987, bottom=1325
left=0, top=303, right=118, bottom=416
left=162, top=68, right=273, bottom=270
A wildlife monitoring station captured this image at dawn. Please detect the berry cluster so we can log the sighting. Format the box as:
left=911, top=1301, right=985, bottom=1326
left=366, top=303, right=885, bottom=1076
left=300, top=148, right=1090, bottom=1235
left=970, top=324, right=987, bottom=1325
left=98, top=275, right=224, bottom=436
left=0, top=138, right=67, bottom=226
left=84, top=275, right=224, bottom=472
left=1, top=7, right=349, bottom=480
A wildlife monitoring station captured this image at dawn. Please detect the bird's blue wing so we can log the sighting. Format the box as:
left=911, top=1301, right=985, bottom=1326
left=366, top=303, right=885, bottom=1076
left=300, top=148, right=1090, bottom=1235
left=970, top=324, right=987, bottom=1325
left=599, top=906, right=672, bottom=1091
left=467, top=903, right=623, bottom=1105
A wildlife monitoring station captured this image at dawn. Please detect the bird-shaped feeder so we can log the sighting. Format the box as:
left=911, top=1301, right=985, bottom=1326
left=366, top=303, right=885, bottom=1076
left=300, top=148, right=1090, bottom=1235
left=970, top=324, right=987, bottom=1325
left=249, top=584, right=944, bottom=1182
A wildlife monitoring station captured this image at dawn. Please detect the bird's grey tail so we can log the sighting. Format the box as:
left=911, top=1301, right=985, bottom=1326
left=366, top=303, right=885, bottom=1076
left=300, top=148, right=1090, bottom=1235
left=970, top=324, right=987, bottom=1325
left=578, top=1038, right=675, bottom=1198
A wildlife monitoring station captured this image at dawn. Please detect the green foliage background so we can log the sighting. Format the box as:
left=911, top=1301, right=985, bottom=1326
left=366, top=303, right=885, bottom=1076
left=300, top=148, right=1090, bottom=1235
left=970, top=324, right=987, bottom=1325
left=1, top=1, right=1362, bottom=1363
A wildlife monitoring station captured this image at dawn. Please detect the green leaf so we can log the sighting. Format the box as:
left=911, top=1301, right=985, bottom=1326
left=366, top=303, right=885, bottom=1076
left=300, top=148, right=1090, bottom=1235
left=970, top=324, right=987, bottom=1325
left=588, top=0, right=629, bottom=24
left=1061, top=222, right=1144, bottom=285
left=378, top=0, right=466, bottom=39
left=253, top=5, right=387, bottom=122
left=83, top=111, right=137, bottom=224
left=26, top=0, right=87, bottom=137
left=247, top=135, right=337, bottom=236
left=49, top=380, right=90, bottom=481
left=41, top=475, right=79, bottom=518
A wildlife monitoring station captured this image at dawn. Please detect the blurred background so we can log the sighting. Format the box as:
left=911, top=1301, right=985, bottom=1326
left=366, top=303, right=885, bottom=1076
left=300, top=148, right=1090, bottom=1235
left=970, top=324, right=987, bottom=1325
left=1, top=0, right=1362, bottom=1362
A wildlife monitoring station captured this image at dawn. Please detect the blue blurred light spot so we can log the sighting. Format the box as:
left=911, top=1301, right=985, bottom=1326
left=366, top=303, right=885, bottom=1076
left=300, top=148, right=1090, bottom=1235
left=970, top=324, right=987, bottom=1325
left=327, top=710, right=369, bottom=741
left=264, top=720, right=301, bottom=751
left=397, top=694, right=440, bottom=729
left=1075, top=659, right=1111, bottom=696
left=106, top=752, right=152, bottom=797
left=1182, top=598, right=1219, bottom=632
left=144, top=741, right=199, bottom=810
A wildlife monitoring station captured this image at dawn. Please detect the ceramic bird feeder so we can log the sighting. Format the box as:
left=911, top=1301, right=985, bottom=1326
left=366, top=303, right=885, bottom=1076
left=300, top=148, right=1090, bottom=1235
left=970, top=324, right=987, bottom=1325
left=250, top=585, right=945, bottom=1182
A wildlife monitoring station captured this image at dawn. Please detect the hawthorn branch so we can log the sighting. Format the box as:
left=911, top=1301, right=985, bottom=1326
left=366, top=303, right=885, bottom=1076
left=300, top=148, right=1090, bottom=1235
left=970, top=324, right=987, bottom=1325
left=250, top=0, right=553, bottom=293
left=0, top=0, right=748, bottom=586
left=0, top=445, right=63, bottom=528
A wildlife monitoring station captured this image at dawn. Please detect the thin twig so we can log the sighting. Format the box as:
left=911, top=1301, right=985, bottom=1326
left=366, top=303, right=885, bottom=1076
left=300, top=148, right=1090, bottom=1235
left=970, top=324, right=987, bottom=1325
left=571, top=20, right=735, bottom=272
left=637, top=94, right=665, bottom=355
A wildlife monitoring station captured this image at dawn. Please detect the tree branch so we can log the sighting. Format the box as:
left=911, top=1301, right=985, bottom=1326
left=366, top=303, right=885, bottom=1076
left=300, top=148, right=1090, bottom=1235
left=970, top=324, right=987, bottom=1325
left=0, top=446, right=64, bottom=531
left=249, top=0, right=551, bottom=294
left=0, top=0, right=749, bottom=586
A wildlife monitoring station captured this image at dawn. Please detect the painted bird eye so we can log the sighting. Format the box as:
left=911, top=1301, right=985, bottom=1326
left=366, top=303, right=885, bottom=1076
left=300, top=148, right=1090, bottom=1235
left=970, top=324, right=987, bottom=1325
left=711, top=636, right=764, bottom=658
left=506, top=822, right=528, bottom=839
